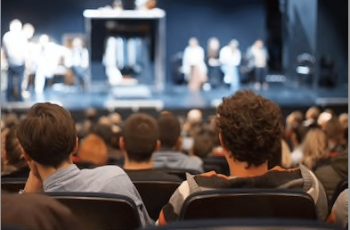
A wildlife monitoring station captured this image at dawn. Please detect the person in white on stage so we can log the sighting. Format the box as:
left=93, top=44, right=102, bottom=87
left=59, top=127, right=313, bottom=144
left=247, top=39, right=269, bottom=90
left=182, top=37, right=207, bottom=92
left=34, top=34, right=65, bottom=95
left=219, top=39, right=241, bottom=92
left=2, top=19, right=27, bottom=101
left=65, top=37, right=89, bottom=90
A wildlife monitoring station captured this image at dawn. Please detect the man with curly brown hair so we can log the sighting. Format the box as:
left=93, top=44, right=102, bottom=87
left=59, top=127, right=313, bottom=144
left=157, top=91, right=328, bottom=225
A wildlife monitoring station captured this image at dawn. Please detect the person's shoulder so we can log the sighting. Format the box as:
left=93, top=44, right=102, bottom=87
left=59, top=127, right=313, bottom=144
left=86, top=165, right=126, bottom=176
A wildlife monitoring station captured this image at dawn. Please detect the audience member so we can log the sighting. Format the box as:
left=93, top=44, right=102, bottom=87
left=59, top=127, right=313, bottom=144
left=1, top=126, right=29, bottom=178
left=2, top=193, right=82, bottom=230
left=301, top=128, right=329, bottom=170
left=121, top=113, right=181, bottom=182
left=324, top=118, right=347, bottom=157
left=152, top=111, right=203, bottom=172
left=328, top=188, right=348, bottom=229
left=17, top=103, right=153, bottom=227
left=303, top=106, right=321, bottom=128
left=157, top=91, right=328, bottom=225
left=78, top=133, right=108, bottom=166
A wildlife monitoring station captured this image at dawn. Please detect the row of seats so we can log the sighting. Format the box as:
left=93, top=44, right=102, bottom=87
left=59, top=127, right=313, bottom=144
left=2, top=178, right=325, bottom=230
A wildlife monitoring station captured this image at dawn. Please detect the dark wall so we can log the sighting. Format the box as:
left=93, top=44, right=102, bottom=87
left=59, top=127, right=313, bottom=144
left=281, top=0, right=348, bottom=86
left=317, top=0, right=348, bottom=85
left=2, top=0, right=266, bottom=83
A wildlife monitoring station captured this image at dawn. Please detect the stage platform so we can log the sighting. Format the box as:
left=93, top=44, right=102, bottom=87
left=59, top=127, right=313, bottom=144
left=1, top=80, right=348, bottom=119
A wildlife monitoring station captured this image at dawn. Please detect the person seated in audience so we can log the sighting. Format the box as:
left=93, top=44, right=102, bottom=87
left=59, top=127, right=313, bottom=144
left=323, top=117, right=347, bottom=157
left=77, top=131, right=109, bottom=167
left=301, top=128, right=329, bottom=171
left=17, top=103, right=153, bottom=227
left=157, top=91, right=328, bottom=225
left=303, top=106, right=321, bottom=128
left=2, top=193, right=82, bottom=230
left=1, top=126, right=30, bottom=178
left=328, top=188, right=348, bottom=229
left=121, top=113, right=181, bottom=182
left=152, top=111, right=203, bottom=172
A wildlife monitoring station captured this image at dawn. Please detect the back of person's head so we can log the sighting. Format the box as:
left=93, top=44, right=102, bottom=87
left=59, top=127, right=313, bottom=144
left=192, top=129, right=214, bottom=158
left=324, top=118, right=344, bottom=144
left=302, top=128, right=328, bottom=169
left=2, top=193, right=82, bottom=230
left=17, top=103, right=76, bottom=168
left=216, top=91, right=283, bottom=168
left=306, top=106, right=320, bottom=121
left=79, top=134, right=108, bottom=166
left=157, top=111, right=181, bottom=149
left=4, top=126, right=26, bottom=168
left=122, top=113, right=158, bottom=162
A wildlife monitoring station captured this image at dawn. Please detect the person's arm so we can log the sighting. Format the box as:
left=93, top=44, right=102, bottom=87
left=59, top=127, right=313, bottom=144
left=23, top=161, right=43, bottom=193
left=157, top=181, right=190, bottom=225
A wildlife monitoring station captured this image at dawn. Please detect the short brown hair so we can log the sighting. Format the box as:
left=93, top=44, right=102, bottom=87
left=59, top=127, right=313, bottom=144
left=157, top=112, right=181, bottom=149
left=122, top=113, right=159, bottom=162
left=216, top=91, right=283, bottom=167
left=17, top=103, right=77, bottom=168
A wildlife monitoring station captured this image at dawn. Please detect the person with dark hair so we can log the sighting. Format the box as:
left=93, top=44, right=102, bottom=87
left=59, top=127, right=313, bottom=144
left=121, top=113, right=181, bottom=182
left=2, top=193, right=82, bottom=230
left=17, top=103, right=153, bottom=227
left=1, top=126, right=29, bottom=178
left=157, top=91, right=328, bottom=225
left=152, top=111, right=203, bottom=172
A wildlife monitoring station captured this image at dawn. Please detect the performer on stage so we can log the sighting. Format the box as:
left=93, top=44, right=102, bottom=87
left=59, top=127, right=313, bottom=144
left=206, top=37, right=222, bottom=88
left=247, top=39, right=269, bottom=90
left=219, top=39, right=241, bottom=92
left=34, top=34, right=63, bottom=95
left=67, top=37, right=89, bottom=90
left=2, top=19, right=27, bottom=101
left=22, top=23, right=36, bottom=96
left=182, top=37, right=207, bottom=92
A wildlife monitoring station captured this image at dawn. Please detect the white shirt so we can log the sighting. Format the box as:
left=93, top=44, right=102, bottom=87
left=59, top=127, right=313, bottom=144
left=219, top=45, right=241, bottom=66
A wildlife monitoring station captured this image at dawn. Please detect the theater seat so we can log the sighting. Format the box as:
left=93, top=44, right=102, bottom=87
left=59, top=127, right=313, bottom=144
left=180, top=189, right=317, bottom=220
left=1, top=178, right=26, bottom=193
left=159, top=168, right=201, bottom=180
left=143, top=218, right=336, bottom=230
left=133, top=181, right=181, bottom=220
left=46, top=192, right=141, bottom=230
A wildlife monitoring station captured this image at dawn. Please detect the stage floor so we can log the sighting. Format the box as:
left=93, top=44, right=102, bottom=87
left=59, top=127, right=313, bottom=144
left=1, top=81, right=348, bottom=115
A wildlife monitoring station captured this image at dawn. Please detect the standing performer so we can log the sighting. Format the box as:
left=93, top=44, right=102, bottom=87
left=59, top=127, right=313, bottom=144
left=247, top=39, right=269, bottom=90
left=219, top=39, right=241, bottom=92
left=2, top=19, right=27, bottom=101
left=182, top=37, right=207, bottom=92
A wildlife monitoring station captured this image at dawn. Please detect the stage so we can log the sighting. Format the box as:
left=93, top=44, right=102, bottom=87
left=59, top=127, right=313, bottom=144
left=1, top=76, right=348, bottom=119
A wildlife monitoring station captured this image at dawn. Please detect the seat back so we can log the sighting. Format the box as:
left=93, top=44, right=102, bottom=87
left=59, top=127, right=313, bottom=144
left=46, top=192, right=141, bottom=230
left=133, top=181, right=181, bottom=220
left=1, top=178, right=26, bottom=193
left=143, top=218, right=337, bottom=230
left=159, top=168, right=201, bottom=180
left=180, top=189, right=317, bottom=220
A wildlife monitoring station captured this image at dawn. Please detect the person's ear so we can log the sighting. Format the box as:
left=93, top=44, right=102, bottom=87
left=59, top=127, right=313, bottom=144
left=73, top=137, right=79, bottom=154
left=175, top=137, right=182, bottom=150
left=119, top=136, right=126, bottom=151
left=219, top=132, right=228, bottom=151
left=155, top=140, right=161, bottom=151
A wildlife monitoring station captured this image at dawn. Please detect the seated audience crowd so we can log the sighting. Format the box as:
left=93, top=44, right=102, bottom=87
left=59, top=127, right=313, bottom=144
left=1, top=91, right=348, bottom=229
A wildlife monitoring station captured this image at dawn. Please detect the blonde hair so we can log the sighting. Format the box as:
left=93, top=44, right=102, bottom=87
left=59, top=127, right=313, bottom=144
left=302, top=128, right=328, bottom=169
